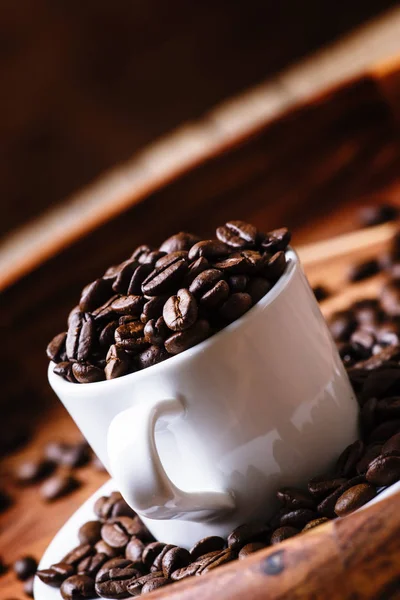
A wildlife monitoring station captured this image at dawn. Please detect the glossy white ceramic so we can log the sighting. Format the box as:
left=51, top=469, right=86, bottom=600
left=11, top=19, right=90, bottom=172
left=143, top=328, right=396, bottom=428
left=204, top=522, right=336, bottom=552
left=34, top=478, right=400, bottom=600
left=48, top=249, right=359, bottom=547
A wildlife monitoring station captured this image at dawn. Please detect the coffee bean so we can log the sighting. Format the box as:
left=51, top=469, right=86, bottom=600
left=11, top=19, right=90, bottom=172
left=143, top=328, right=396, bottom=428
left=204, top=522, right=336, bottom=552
left=161, top=547, right=191, bottom=578
left=196, top=549, right=236, bottom=574
left=246, top=277, right=271, bottom=304
left=78, top=521, right=102, bottom=546
left=382, top=432, right=400, bottom=454
left=238, top=542, right=266, bottom=559
left=95, top=564, right=142, bottom=599
left=302, top=517, right=329, bottom=531
left=336, top=440, right=365, bottom=477
left=359, top=367, right=400, bottom=401
left=351, top=329, right=375, bottom=354
left=334, top=483, right=376, bottom=516
left=144, top=317, right=169, bottom=345
left=124, top=537, right=145, bottom=563
left=313, top=285, right=330, bottom=302
left=66, top=312, right=94, bottom=362
left=155, top=251, right=189, bottom=270
left=37, top=563, right=75, bottom=587
left=46, top=332, right=67, bottom=362
left=24, top=575, right=35, bottom=598
left=142, top=576, right=170, bottom=594
left=264, top=251, right=287, bottom=281
left=114, top=321, right=147, bottom=352
left=72, top=362, right=105, bottom=383
left=91, top=295, right=120, bottom=322
left=62, top=545, right=94, bottom=567
left=381, top=279, right=400, bottom=317
left=101, top=520, right=132, bottom=549
left=200, top=279, right=230, bottom=309
left=40, top=473, right=80, bottom=501
left=369, top=419, right=400, bottom=443
left=126, top=572, right=164, bottom=596
left=276, top=487, right=316, bottom=510
left=105, top=345, right=132, bottom=379
left=13, top=556, right=37, bottom=581
left=213, top=253, right=255, bottom=275
left=227, top=522, right=269, bottom=550
left=94, top=492, right=135, bottom=521
left=44, top=441, right=70, bottom=463
left=111, top=295, right=145, bottom=316
left=189, top=268, right=224, bottom=298
left=348, top=259, right=380, bottom=282
left=188, top=240, right=231, bottom=261
left=329, top=310, right=357, bottom=342
left=216, top=220, right=257, bottom=249
left=376, top=396, right=400, bottom=419
left=356, top=443, right=383, bottom=474
left=140, top=296, right=168, bottom=323
left=150, top=545, right=175, bottom=573
left=111, top=260, right=140, bottom=294
left=159, top=232, right=200, bottom=253
left=228, top=274, right=249, bottom=293
left=366, top=453, right=400, bottom=486
left=317, top=475, right=365, bottom=517
left=61, top=575, right=95, bottom=600
left=141, top=543, right=166, bottom=570
left=184, top=257, right=210, bottom=286
left=165, top=319, right=210, bottom=354
left=270, top=527, right=299, bottom=544
left=14, top=458, right=55, bottom=484
left=53, top=361, right=76, bottom=382
left=360, top=398, right=378, bottom=437
left=190, top=536, right=225, bottom=560
left=77, top=554, right=108, bottom=578
left=262, top=228, right=291, bottom=253
left=163, top=289, right=198, bottom=331
left=94, top=541, right=120, bottom=559
left=279, top=509, right=318, bottom=529
left=80, top=279, right=113, bottom=312
left=61, top=442, right=91, bottom=468
left=359, top=204, right=398, bottom=227
left=219, top=293, right=252, bottom=322
left=99, top=320, right=119, bottom=349
left=137, top=345, right=169, bottom=369
left=141, top=259, right=187, bottom=296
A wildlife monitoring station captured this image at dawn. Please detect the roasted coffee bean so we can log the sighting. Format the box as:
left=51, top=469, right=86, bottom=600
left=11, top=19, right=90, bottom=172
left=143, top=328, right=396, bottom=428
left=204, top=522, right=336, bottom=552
left=313, top=285, right=330, bottom=302
left=359, top=367, right=400, bottom=401
left=53, top=361, right=76, bottom=382
left=351, top=329, right=375, bottom=353
left=111, top=260, right=139, bottom=294
left=62, top=545, right=94, bottom=567
left=162, top=547, right=191, bottom=578
left=94, top=492, right=135, bottom=521
left=44, top=441, right=71, bottom=463
left=184, top=257, right=210, bottom=286
left=190, top=536, right=226, bottom=560
left=77, top=553, right=108, bottom=578
left=131, top=245, right=154, bottom=263
left=261, top=227, right=291, bottom=253
left=276, top=487, right=316, bottom=510
left=264, top=251, right=287, bottom=281
left=381, top=279, right=400, bottom=317
left=376, top=396, right=400, bottom=419
left=165, top=319, right=210, bottom=354
left=41, top=473, right=80, bottom=501
left=368, top=419, right=400, bottom=443
left=159, top=232, right=200, bottom=253
left=99, top=320, right=119, bottom=349
left=352, top=299, right=382, bottom=326
left=125, top=537, right=145, bottom=563
left=150, top=545, right=175, bottom=573
left=72, top=362, right=105, bottom=383
left=199, top=279, right=230, bottom=310
left=163, top=289, right=198, bottom=331
left=61, top=442, right=91, bottom=468
left=126, top=572, right=165, bottom=596
left=216, top=220, right=257, bottom=249
left=141, top=543, right=166, bottom=570
left=101, top=519, right=134, bottom=549
left=78, top=521, right=102, bottom=546
left=302, top=517, right=329, bottom=531
left=80, top=279, right=113, bottom=312
left=188, top=240, right=231, bottom=261
left=359, top=203, right=398, bottom=227
left=196, top=549, right=236, bottom=574
left=114, top=321, right=147, bottom=352
left=95, top=564, right=142, bottom=599
left=127, top=265, right=153, bottom=295
left=91, top=295, right=120, bottom=322
left=94, top=541, right=120, bottom=559
left=111, top=295, right=145, bottom=316
left=142, top=576, right=170, bottom=594
left=14, top=458, right=55, bottom=484
left=105, top=345, right=131, bottom=380
left=155, top=251, right=189, bottom=270
left=334, top=483, right=376, bottom=516
left=61, top=574, right=95, bottom=600
left=66, top=312, right=94, bottom=362
left=138, top=345, right=169, bottom=369
left=356, top=443, right=383, bottom=474
left=141, top=259, right=187, bottom=296
left=37, top=563, right=75, bottom=587
left=376, top=322, right=400, bottom=347
left=246, top=277, right=271, bottom=304
left=382, top=432, right=400, bottom=454
left=328, top=310, right=357, bottom=342
left=279, top=509, right=318, bottom=529
left=219, top=293, right=252, bottom=322
left=46, top=332, right=67, bottom=362
left=189, top=268, right=223, bottom=298
left=348, top=259, right=380, bottom=282
left=317, top=475, right=365, bottom=517
left=227, top=522, right=269, bottom=550
left=96, top=558, right=132, bottom=581
left=366, top=453, right=400, bottom=486
left=360, top=398, right=378, bottom=437
left=270, top=527, right=299, bottom=545
left=336, top=440, right=365, bottom=477
left=144, top=317, right=170, bottom=345
left=140, top=296, right=168, bottom=323
left=24, top=575, right=35, bottom=598
left=238, top=542, right=266, bottom=559
left=228, top=274, right=249, bottom=292
left=213, top=253, right=256, bottom=275
left=13, top=556, right=37, bottom=581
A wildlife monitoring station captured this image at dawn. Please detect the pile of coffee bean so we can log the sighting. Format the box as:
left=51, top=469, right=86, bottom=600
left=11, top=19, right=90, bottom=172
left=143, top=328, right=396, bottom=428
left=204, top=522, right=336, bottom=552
left=47, top=222, right=291, bottom=383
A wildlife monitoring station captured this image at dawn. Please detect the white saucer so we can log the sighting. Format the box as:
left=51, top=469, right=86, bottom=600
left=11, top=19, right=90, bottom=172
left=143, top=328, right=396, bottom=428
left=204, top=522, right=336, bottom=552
left=34, top=478, right=400, bottom=599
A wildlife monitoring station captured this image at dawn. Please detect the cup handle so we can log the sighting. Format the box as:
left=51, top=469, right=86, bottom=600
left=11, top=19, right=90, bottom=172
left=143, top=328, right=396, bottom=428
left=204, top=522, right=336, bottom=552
left=107, top=396, right=235, bottom=521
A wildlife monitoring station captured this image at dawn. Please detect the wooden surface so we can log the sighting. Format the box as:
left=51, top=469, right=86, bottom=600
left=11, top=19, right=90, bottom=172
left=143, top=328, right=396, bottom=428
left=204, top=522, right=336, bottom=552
left=1, top=1, right=397, bottom=239
left=1, top=222, right=400, bottom=599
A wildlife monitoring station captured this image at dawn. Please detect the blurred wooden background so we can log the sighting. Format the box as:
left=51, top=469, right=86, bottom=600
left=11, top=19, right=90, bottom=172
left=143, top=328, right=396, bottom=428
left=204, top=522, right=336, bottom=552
left=0, top=0, right=396, bottom=238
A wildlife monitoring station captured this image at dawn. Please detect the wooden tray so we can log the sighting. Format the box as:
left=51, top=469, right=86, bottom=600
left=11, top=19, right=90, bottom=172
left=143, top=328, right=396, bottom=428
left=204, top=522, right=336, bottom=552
left=2, top=58, right=400, bottom=600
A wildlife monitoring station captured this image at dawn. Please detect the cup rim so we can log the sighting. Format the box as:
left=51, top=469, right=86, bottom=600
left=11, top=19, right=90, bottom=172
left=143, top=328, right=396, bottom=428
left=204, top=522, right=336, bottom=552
left=48, top=247, right=299, bottom=393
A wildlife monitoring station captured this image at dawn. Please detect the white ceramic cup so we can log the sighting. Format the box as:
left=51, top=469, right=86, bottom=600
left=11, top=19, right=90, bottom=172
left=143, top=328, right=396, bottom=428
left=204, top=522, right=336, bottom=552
left=48, top=248, right=358, bottom=548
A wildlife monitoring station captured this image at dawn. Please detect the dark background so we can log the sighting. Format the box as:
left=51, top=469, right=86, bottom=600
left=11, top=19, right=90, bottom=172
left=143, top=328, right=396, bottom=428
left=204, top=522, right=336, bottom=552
left=1, top=0, right=396, bottom=238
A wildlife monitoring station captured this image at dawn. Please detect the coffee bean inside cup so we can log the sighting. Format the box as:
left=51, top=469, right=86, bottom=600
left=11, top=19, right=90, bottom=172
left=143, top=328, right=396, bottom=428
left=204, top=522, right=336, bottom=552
left=48, top=221, right=291, bottom=382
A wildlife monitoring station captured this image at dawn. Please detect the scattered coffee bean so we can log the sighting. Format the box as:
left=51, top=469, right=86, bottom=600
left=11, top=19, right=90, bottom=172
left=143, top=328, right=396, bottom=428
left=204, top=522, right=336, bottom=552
left=37, top=563, right=75, bottom=587
left=279, top=509, right=318, bottom=529
left=382, top=432, right=400, bottom=454
left=94, top=492, right=135, bottom=521
left=348, top=259, right=380, bottom=282
left=336, top=440, right=365, bottom=477
left=46, top=332, right=67, bottom=362
left=150, top=545, right=175, bottom=573
left=317, top=475, right=365, bottom=518
left=165, top=319, right=210, bottom=354
left=125, top=537, right=145, bottom=563
left=14, top=458, right=55, bottom=484
left=105, top=345, right=132, bottom=380
left=159, top=232, right=200, bottom=253
left=161, top=546, right=191, bottom=578
left=40, top=473, right=80, bottom=501
left=13, top=556, right=37, bottom=581
left=62, top=544, right=94, bottom=567
left=276, top=487, right=316, bottom=510
left=359, top=204, right=398, bottom=227
left=329, top=310, right=357, bottom=342
left=95, top=563, right=142, bottom=598
left=126, top=571, right=165, bottom=596
left=366, top=453, right=400, bottom=486
left=238, top=542, right=266, bottom=559
left=80, top=279, right=113, bottom=313
left=216, top=220, right=257, bottom=249
left=189, top=536, right=225, bottom=560
left=261, top=227, right=291, bottom=253
left=334, top=483, right=376, bottom=516
left=270, top=527, right=299, bottom=544
left=313, top=285, right=330, bottom=302
left=61, top=574, right=95, bottom=600
left=227, top=522, right=269, bottom=550
left=302, top=518, right=329, bottom=531
left=72, top=362, right=105, bottom=383
left=78, top=521, right=102, bottom=546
